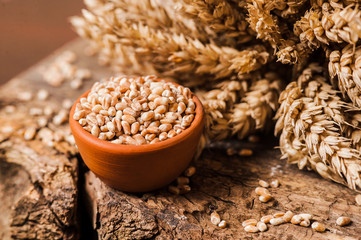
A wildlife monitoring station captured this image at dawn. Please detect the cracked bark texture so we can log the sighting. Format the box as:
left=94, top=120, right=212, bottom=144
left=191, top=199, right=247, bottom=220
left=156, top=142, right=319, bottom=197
left=0, top=140, right=78, bottom=240
left=0, top=45, right=82, bottom=239
left=0, top=39, right=360, bottom=239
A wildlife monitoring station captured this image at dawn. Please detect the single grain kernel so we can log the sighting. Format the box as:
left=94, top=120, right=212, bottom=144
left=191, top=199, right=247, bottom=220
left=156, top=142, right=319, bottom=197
left=239, top=148, right=253, bottom=156
left=260, top=215, right=273, bottom=224
left=24, top=127, right=37, bottom=140
left=121, top=121, right=131, bottom=135
left=244, top=225, right=259, bottom=233
left=37, top=89, right=49, bottom=100
left=168, top=185, right=180, bottom=195
left=218, top=220, right=227, bottom=228
left=259, top=180, right=269, bottom=188
left=300, top=219, right=310, bottom=227
left=311, top=222, right=326, bottom=232
left=178, top=184, right=191, bottom=194
left=159, top=123, right=172, bottom=132
left=177, top=177, right=190, bottom=185
left=150, top=138, right=160, bottom=144
left=299, top=213, right=312, bottom=221
left=91, top=125, right=100, bottom=137
left=273, top=212, right=285, bottom=218
left=226, top=148, right=236, bottom=156
left=259, top=195, right=272, bottom=203
left=131, top=122, right=140, bottom=135
left=257, top=222, right=267, bottom=232
left=270, top=179, right=280, bottom=188
left=270, top=218, right=284, bottom=226
left=141, top=111, right=154, bottom=121
left=255, top=187, right=270, bottom=196
left=283, top=211, right=294, bottom=223
left=211, top=212, right=221, bottom=225
left=248, top=135, right=260, bottom=143
left=124, top=135, right=136, bottom=145
left=291, top=215, right=302, bottom=225
left=133, top=134, right=146, bottom=145
left=242, top=219, right=257, bottom=227
left=145, top=133, right=156, bottom=141
left=159, top=132, right=168, bottom=141
left=355, top=194, right=361, bottom=206
left=122, top=114, right=136, bottom=124
left=184, top=166, right=196, bottom=177
left=336, top=216, right=351, bottom=226
left=147, top=125, right=160, bottom=134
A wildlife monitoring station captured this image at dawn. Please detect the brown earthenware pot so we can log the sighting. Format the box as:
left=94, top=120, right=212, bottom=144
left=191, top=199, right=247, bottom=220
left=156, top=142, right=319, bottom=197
left=69, top=84, right=205, bottom=192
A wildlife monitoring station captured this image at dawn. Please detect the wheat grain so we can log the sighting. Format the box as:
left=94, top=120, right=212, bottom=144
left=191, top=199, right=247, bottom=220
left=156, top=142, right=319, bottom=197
left=336, top=216, right=351, bottom=226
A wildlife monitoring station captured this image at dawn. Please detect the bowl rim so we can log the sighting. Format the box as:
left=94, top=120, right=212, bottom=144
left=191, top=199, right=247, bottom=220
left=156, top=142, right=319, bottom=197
left=69, top=79, right=205, bottom=154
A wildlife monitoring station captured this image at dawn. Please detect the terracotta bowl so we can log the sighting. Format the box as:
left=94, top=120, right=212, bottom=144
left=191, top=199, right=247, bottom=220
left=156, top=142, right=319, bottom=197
left=69, top=84, right=205, bottom=192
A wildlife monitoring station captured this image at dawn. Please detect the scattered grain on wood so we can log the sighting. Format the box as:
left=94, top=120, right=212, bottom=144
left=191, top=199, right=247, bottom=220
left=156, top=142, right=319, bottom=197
left=355, top=194, right=361, bottom=206
left=218, top=220, right=227, bottom=228
left=248, top=135, right=260, bottom=143
left=23, top=127, right=37, bottom=140
left=242, top=219, right=258, bottom=227
left=238, top=148, right=253, bottom=157
left=291, top=215, right=302, bottom=225
left=211, top=212, right=221, bottom=226
left=270, top=179, right=280, bottom=188
left=37, top=89, right=49, bottom=100
left=260, top=215, right=273, bottom=224
left=226, top=148, right=236, bottom=156
left=244, top=225, right=259, bottom=233
left=257, top=222, right=267, bottom=232
left=259, top=180, right=269, bottom=188
left=312, top=222, right=326, bottom=232
left=336, top=217, right=351, bottom=226
left=184, top=166, right=196, bottom=177
left=300, top=219, right=311, bottom=227
left=259, top=195, right=272, bottom=203
left=282, top=211, right=294, bottom=223
left=270, top=217, right=284, bottom=226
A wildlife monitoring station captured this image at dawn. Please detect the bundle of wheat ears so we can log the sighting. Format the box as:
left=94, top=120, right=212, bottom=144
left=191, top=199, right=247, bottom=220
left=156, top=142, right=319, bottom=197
left=71, top=0, right=361, bottom=191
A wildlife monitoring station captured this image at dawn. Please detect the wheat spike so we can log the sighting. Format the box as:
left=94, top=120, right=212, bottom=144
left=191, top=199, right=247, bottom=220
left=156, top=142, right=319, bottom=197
left=197, top=71, right=283, bottom=149
left=71, top=10, right=269, bottom=87
left=275, top=63, right=361, bottom=190
left=180, top=0, right=253, bottom=46
left=329, top=44, right=361, bottom=108
left=231, top=72, right=283, bottom=139
left=294, top=4, right=361, bottom=50
left=246, top=0, right=312, bottom=65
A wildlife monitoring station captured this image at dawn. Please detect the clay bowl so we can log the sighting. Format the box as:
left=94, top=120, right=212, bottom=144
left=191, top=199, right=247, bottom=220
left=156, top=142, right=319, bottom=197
left=69, top=83, right=205, bottom=192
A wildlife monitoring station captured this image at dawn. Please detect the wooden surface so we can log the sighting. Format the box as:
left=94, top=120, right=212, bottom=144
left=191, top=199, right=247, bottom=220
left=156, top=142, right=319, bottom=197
left=0, top=38, right=360, bottom=240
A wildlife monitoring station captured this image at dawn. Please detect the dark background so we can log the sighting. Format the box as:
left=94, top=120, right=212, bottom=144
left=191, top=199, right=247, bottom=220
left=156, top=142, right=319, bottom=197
left=0, top=0, right=84, bottom=85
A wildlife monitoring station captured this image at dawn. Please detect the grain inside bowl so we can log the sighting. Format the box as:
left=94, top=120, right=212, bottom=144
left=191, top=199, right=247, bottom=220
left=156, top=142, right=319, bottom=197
left=73, top=75, right=196, bottom=145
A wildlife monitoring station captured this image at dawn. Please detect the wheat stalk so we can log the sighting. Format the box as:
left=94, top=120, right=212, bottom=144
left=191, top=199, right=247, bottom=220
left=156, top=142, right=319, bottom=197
left=275, top=63, right=361, bottom=190
left=71, top=9, right=270, bottom=87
